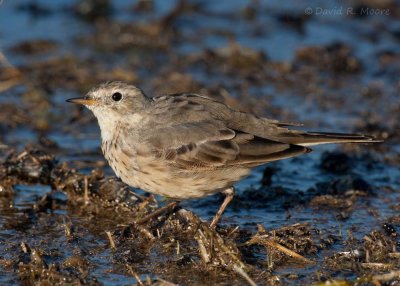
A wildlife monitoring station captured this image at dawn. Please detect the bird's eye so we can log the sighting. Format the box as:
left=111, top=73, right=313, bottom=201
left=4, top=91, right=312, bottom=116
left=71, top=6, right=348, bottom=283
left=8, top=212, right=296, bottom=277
left=112, top=92, right=122, bottom=102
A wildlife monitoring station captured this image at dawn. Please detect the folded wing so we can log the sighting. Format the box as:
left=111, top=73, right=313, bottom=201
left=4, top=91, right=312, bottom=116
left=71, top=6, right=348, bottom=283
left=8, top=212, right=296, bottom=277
left=136, top=93, right=378, bottom=171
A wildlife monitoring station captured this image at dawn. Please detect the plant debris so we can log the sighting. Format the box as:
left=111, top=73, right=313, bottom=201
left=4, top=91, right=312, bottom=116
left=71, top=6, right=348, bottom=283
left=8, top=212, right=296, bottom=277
left=0, top=0, right=399, bottom=285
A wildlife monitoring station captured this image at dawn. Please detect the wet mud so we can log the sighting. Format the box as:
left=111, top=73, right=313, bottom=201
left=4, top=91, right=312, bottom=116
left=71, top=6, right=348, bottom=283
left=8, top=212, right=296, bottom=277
left=0, top=0, right=399, bottom=285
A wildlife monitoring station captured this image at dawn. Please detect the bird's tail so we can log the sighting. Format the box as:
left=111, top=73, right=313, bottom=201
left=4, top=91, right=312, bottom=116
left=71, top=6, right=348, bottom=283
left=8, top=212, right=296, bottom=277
left=290, top=132, right=382, bottom=147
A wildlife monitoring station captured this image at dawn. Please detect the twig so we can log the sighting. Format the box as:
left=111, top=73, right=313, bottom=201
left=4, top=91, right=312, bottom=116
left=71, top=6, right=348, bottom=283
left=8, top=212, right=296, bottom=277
left=372, top=270, right=400, bottom=283
left=0, top=78, right=20, bottom=93
left=63, top=218, right=72, bottom=237
left=176, top=240, right=180, bottom=256
left=126, top=264, right=143, bottom=285
left=361, top=262, right=393, bottom=270
left=388, top=252, right=400, bottom=258
left=16, top=151, right=28, bottom=160
left=134, top=223, right=155, bottom=240
left=227, top=226, right=240, bottom=237
left=195, top=230, right=210, bottom=263
left=179, top=208, right=255, bottom=285
left=84, top=176, right=89, bottom=205
left=20, top=242, right=29, bottom=253
left=232, top=265, right=257, bottom=286
left=245, top=234, right=313, bottom=264
left=135, top=201, right=177, bottom=224
left=105, top=231, right=116, bottom=250
left=215, top=232, right=247, bottom=269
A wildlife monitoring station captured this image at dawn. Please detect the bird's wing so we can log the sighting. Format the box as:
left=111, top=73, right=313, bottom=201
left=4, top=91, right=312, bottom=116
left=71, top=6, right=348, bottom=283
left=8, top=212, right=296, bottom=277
left=135, top=92, right=378, bottom=171
left=135, top=94, right=309, bottom=170
left=141, top=122, right=309, bottom=170
left=156, top=93, right=379, bottom=146
left=149, top=93, right=305, bottom=140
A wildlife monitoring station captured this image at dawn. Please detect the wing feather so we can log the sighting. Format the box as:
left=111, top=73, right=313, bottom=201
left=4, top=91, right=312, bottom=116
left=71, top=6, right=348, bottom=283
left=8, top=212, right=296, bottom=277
left=136, top=93, right=311, bottom=171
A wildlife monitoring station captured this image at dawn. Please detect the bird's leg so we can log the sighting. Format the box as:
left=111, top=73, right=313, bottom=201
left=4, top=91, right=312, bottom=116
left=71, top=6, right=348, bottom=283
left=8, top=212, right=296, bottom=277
left=210, top=187, right=235, bottom=229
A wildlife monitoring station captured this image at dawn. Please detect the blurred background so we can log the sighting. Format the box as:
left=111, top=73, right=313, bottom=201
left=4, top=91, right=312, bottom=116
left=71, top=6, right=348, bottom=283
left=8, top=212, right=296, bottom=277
left=0, top=0, right=399, bottom=285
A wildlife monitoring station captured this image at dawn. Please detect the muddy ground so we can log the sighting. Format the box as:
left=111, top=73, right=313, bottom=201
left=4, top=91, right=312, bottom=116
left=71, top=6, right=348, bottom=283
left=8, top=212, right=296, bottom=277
left=0, top=0, right=399, bottom=285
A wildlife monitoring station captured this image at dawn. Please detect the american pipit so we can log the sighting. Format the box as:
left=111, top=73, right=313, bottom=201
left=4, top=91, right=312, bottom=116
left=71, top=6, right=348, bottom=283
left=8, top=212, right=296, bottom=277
left=67, top=82, right=380, bottom=228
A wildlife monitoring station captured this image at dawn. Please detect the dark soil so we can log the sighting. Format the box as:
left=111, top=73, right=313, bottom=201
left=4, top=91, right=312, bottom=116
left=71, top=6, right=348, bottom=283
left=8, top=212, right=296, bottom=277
left=0, top=0, right=399, bottom=285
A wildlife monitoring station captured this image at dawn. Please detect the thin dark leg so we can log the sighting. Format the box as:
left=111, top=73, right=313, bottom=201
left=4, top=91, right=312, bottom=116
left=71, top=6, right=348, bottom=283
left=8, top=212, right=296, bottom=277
left=210, top=187, right=235, bottom=229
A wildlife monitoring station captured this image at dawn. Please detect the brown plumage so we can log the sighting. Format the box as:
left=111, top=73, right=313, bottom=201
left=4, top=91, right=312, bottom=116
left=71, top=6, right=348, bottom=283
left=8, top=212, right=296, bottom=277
left=67, top=81, right=381, bottom=228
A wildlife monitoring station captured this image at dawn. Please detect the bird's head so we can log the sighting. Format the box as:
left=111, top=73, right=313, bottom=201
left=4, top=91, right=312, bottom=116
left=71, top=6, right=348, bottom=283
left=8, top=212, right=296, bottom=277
left=67, top=82, right=149, bottom=139
left=67, top=81, right=149, bottom=118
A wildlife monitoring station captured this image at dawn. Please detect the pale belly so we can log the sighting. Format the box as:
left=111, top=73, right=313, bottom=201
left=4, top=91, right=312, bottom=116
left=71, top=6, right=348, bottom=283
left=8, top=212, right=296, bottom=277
left=105, top=148, right=250, bottom=199
left=122, top=167, right=250, bottom=199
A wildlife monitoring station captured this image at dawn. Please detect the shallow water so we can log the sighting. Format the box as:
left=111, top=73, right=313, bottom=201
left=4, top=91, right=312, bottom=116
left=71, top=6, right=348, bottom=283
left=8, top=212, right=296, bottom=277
left=0, top=0, right=399, bottom=285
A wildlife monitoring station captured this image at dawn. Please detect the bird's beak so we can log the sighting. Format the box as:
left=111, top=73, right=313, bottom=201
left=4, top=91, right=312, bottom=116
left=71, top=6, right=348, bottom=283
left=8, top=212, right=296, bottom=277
left=66, top=97, right=96, bottom=106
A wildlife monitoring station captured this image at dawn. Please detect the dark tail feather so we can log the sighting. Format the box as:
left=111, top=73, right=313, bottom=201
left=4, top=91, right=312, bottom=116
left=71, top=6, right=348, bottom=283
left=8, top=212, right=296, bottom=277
left=293, top=132, right=382, bottom=146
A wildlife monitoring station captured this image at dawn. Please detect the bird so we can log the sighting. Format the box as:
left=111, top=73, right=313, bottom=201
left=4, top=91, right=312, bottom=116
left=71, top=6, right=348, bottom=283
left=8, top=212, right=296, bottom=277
left=67, top=81, right=381, bottom=228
